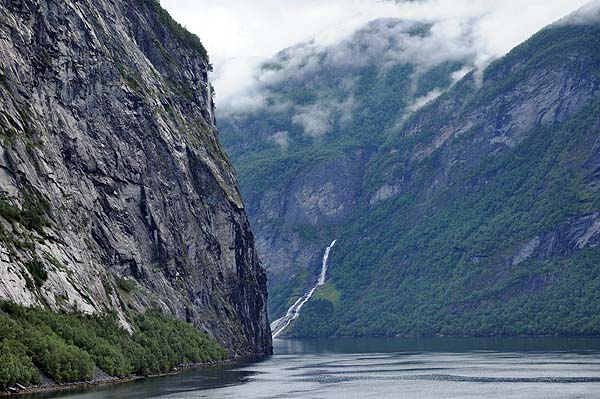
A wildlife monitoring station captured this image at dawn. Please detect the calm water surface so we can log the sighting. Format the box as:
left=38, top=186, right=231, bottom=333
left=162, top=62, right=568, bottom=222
left=27, top=337, right=600, bottom=399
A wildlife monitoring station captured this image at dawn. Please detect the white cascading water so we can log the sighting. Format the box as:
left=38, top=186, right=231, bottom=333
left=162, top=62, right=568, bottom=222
left=270, top=240, right=337, bottom=338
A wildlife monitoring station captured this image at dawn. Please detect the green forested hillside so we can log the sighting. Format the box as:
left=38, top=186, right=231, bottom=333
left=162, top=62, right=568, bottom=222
left=292, top=22, right=600, bottom=337
left=309, top=98, right=600, bottom=336
left=220, top=19, right=474, bottom=319
left=221, top=18, right=600, bottom=337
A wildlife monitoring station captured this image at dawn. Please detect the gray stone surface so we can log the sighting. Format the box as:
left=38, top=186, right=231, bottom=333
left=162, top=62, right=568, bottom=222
left=0, top=0, right=271, bottom=356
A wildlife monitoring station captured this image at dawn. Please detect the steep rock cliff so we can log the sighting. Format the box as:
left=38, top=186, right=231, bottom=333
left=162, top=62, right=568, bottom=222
left=0, top=0, right=271, bottom=355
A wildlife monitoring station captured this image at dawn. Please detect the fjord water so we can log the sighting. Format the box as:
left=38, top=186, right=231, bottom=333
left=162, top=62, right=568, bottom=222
left=28, top=337, right=600, bottom=399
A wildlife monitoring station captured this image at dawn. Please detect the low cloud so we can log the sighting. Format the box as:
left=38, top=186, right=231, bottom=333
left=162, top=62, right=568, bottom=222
left=555, top=0, right=600, bottom=25
left=223, top=17, right=479, bottom=124
left=292, top=105, right=331, bottom=137
left=269, top=131, right=290, bottom=149
left=161, top=0, right=591, bottom=113
left=291, top=96, right=355, bottom=137
left=212, top=57, right=267, bottom=113
left=451, top=66, right=473, bottom=83
left=409, top=89, right=443, bottom=112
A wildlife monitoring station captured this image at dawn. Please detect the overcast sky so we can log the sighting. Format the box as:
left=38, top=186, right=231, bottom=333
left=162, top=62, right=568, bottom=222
left=161, top=0, right=592, bottom=109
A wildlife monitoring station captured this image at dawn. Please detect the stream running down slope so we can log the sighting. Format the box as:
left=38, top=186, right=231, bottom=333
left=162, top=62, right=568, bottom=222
left=270, top=240, right=337, bottom=338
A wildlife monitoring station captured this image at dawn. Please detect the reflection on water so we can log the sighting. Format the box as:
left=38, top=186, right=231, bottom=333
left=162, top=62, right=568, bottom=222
left=22, top=364, right=256, bottom=399
left=275, top=336, right=600, bottom=354
left=26, top=337, right=600, bottom=399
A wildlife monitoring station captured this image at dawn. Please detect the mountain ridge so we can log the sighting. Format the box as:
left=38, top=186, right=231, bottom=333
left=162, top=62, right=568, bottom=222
left=220, top=10, right=600, bottom=337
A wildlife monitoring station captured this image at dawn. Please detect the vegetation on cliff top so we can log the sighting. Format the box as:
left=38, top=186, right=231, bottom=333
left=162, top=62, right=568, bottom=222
left=141, top=0, right=211, bottom=67
left=0, top=302, right=226, bottom=390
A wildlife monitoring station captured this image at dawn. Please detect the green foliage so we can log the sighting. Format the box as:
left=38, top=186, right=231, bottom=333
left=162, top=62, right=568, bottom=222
left=291, top=299, right=337, bottom=338
left=0, top=190, right=50, bottom=254
left=0, top=189, right=50, bottom=236
left=116, top=277, right=137, bottom=292
left=142, top=0, right=210, bottom=65
left=0, top=302, right=227, bottom=389
left=120, top=66, right=144, bottom=93
left=132, top=310, right=227, bottom=374
left=312, top=283, right=342, bottom=306
left=26, top=333, right=95, bottom=383
left=0, top=317, right=41, bottom=388
left=268, top=269, right=312, bottom=321
left=414, top=60, right=463, bottom=98
left=24, top=260, right=47, bottom=288
left=0, top=199, right=21, bottom=223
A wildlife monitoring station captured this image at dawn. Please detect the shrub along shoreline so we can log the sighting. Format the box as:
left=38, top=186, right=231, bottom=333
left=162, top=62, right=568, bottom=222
left=0, top=358, right=234, bottom=397
left=0, top=301, right=228, bottom=394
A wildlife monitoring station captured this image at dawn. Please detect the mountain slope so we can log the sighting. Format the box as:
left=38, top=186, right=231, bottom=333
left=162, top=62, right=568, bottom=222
left=0, top=0, right=271, bottom=355
left=219, top=18, right=476, bottom=319
left=220, top=8, right=600, bottom=337
left=293, top=19, right=600, bottom=337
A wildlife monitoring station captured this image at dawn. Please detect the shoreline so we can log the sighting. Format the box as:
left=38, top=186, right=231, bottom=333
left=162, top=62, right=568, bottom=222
left=1, top=359, right=238, bottom=397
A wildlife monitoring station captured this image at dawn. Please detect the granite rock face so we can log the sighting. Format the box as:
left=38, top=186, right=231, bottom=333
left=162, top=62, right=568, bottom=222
left=0, top=0, right=271, bottom=356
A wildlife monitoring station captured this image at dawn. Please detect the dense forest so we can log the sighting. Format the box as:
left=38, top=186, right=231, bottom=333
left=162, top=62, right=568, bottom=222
left=0, top=302, right=226, bottom=390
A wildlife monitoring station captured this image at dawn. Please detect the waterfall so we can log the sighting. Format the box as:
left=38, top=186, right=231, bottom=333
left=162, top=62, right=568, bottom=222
left=318, top=240, right=336, bottom=285
left=270, top=240, right=337, bottom=338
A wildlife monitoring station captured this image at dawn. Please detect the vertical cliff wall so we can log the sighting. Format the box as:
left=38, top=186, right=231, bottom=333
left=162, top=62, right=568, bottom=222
left=0, top=0, right=271, bottom=355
